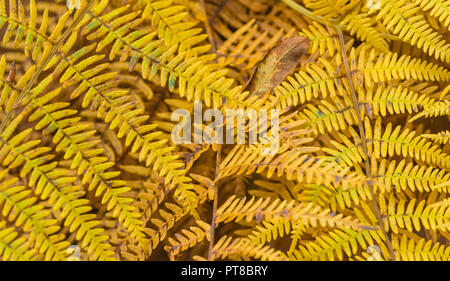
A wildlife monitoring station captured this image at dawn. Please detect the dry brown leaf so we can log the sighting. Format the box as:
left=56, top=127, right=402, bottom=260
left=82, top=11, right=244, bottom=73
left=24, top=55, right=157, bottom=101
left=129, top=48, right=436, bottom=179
left=244, top=36, right=310, bottom=97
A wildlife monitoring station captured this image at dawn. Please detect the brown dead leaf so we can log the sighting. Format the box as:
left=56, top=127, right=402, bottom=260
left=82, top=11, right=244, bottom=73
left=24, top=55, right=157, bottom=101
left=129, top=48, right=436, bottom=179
left=244, top=36, right=310, bottom=97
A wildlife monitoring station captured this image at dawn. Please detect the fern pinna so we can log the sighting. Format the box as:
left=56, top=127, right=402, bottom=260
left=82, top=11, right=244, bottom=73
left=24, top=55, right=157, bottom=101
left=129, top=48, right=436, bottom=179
left=0, top=0, right=448, bottom=261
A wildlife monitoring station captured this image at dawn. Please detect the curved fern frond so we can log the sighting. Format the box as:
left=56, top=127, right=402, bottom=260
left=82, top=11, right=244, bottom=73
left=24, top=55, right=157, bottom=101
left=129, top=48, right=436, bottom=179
left=340, top=12, right=389, bottom=53
left=0, top=220, right=37, bottom=261
left=411, top=0, right=450, bottom=29
left=79, top=0, right=257, bottom=109
left=324, top=117, right=450, bottom=170
left=409, top=99, right=450, bottom=121
left=164, top=220, right=210, bottom=260
left=216, top=195, right=365, bottom=230
left=0, top=115, right=115, bottom=260
left=421, top=130, right=450, bottom=144
left=304, top=0, right=361, bottom=19
left=288, top=228, right=388, bottom=261
left=352, top=47, right=450, bottom=87
left=0, top=169, right=69, bottom=260
left=0, top=0, right=70, bottom=61
left=208, top=235, right=288, bottom=261
left=377, top=0, right=450, bottom=62
left=371, top=158, right=450, bottom=193
left=379, top=195, right=450, bottom=233
left=42, top=38, right=201, bottom=219
left=391, top=234, right=450, bottom=261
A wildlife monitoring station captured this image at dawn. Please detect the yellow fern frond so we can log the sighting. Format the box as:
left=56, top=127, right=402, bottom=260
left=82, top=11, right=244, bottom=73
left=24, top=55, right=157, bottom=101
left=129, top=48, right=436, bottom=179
left=0, top=169, right=69, bottom=260
left=340, top=12, right=389, bottom=53
left=412, top=0, right=450, bottom=29
left=288, top=228, right=389, bottom=261
left=304, top=0, right=361, bottom=19
left=422, top=130, right=450, bottom=144
left=409, top=99, right=450, bottom=121
left=324, top=117, right=450, bottom=170
left=371, top=158, right=450, bottom=193
left=377, top=0, right=450, bottom=62
left=164, top=220, right=210, bottom=260
left=0, top=115, right=115, bottom=260
left=379, top=195, right=450, bottom=233
left=207, top=235, right=288, bottom=261
left=353, top=47, right=450, bottom=87
left=0, top=221, right=37, bottom=261
left=216, top=195, right=365, bottom=230
left=392, top=235, right=450, bottom=260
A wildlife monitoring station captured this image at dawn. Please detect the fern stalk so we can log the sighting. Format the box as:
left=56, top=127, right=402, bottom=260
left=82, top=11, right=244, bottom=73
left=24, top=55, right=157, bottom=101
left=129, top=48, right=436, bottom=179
left=208, top=144, right=221, bottom=261
left=335, top=26, right=396, bottom=261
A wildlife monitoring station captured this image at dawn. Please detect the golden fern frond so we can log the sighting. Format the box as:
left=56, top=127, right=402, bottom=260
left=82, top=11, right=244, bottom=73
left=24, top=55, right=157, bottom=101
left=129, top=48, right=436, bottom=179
left=216, top=18, right=292, bottom=71
left=248, top=217, right=300, bottom=246
left=340, top=11, right=389, bottom=53
left=378, top=195, right=450, bottom=234
left=421, top=130, right=450, bottom=144
left=80, top=0, right=258, bottom=110
left=299, top=83, right=436, bottom=136
left=391, top=234, right=450, bottom=261
left=0, top=220, right=37, bottom=261
left=288, top=228, right=389, bottom=261
left=164, top=220, right=210, bottom=260
left=299, top=81, right=437, bottom=135
left=0, top=115, right=115, bottom=260
left=298, top=21, right=341, bottom=57
left=27, top=91, right=152, bottom=253
left=220, top=144, right=378, bottom=191
left=0, top=169, right=69, bottom=260
left=304, top=0, right=362, bottom=19
left=371, top=158, right=450, bottom=193
left=206, top=235, right=288, bottom=261
left=323, top=117, right=450, bottom=170
left=352, top=47, right=450, bottom=86
left=216, top=195, right=365, bottom=230
left=271, top=46, right=449, bottom=109
left=411, top=0, right=450, bottom=29
left=377, top=0, right=450, bottom=62
left=3, top=42, right=154, bottom=252
left=0, top=0, right=71, bottom=61
left=409, top=99, right=450, bottom=121
left=360, top=84, right=436, bottom=117
left=42, top=38, right=201, bottom=218
left=272, top=58, right=347, bottom=108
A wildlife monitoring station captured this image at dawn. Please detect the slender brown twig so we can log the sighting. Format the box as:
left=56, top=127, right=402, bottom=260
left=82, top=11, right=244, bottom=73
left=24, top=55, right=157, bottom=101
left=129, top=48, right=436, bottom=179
left=335, top=26, right=395, bottom=261
left=199, top=0, right=217, bottom=54
left=208, top=144, right=222, bottom=261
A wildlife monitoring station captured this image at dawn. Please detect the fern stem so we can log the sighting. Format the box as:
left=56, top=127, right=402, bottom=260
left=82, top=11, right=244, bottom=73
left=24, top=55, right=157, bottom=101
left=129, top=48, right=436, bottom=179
left=335, top=26, right=396, bottom=261
left=199, top=0, right=217, bottom=54
left=208, top=144, right=222, bottom=261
